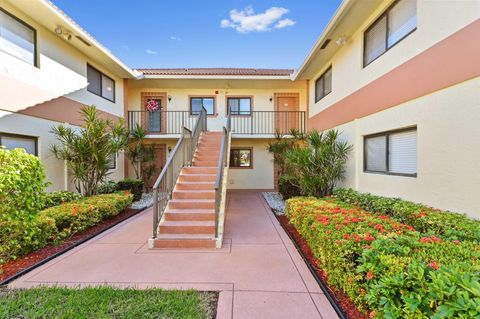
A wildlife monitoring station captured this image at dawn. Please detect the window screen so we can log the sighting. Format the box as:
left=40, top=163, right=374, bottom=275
left=0, top=9, right=36, bottom=65
left=364, top=0, right=416, bottom=66
left=87, top=64, right=115, bottom=102
left=229, top=149, right=252, bottom=168
left=0, top=134, right=37, bottom=155
left=389, top=130, right=416, bottom=174
left=365, top=135, right=387, bottom=172
left=227, top=98, right=252, bottom=115
left=190, top=97, right=215, bottom=115
left=315, top=66, right=332, bottom=102
left=364, top=128, right=417, bottom=176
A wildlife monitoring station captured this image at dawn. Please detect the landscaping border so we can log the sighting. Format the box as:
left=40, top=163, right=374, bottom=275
left=0, top=206, right=148, bottom=286
left=275, top=214, right=350, bottom=319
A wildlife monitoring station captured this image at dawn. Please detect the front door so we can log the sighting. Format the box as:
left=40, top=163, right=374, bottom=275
left=275, top=94, right=299, bottom=134
left=146, top=98, right=162, bottom=133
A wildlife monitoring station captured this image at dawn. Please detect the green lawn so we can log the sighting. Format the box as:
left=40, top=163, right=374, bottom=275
left=0, top=286, right=218, bottom=319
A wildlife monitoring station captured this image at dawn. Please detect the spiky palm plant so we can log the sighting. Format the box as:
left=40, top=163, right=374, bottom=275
left=285, top=129, right=352, bottom=197
left=50, top=106, right=129, bottom=196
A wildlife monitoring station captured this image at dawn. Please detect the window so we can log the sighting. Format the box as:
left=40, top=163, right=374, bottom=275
left=107, top=153, right=116, bottom=170
left=190, top=97, right=215, bottom=115
left=0, top=8, right=36, bottom=66
left=227, top=97, right=252, bottom=115
left=364, top=128, right=417, bottom=176
left=364, top=0, right=417, bottom=66
left=87, top=64, right=115, bottom=102
left=0, top=133, right=37, bottom=155
left=315, top=67, right=332, bottom=102
left=229, top=148, right=252, bottom=168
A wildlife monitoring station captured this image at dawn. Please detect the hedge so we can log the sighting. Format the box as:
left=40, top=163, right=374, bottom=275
left=0, top=147, right=47, bottom=216
left=43, top=191, right=83, bottom=209
left=286, top=197, right=480, bottom=318
left=0, top=192, right=133, bottom=265
left=333, top=188, right=480, bottom=242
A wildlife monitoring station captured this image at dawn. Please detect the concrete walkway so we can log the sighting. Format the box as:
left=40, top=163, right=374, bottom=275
left=10, top=190, right=339, bottom=319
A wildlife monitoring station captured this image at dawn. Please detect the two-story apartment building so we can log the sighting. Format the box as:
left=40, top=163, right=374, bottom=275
left=0, top=0, right=138, bottom=191
left=1, top=0, right=479, bottom=220
left=294, top=0, right=480, bottom=218
left=125, top=68, right=307, bottom=190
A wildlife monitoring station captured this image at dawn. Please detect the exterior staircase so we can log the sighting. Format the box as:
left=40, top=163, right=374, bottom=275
left=152, top=132, right=223, bottom=248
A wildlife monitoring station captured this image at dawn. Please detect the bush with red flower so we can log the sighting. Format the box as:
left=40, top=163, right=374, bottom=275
left=286, top=197, right=480, bottom=318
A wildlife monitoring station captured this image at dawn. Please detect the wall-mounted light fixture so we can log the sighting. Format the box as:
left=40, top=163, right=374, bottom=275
left=54, top=26, right=72, bottom=41
left=167, top=95, right=172, bottom=102
left=335, top=35, right=348, bottom=46
left=168, top=146, right=172, bottom=153
left=269, top=96, right=273, bottom=102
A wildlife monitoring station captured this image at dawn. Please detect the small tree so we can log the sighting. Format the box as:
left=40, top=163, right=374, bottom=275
left=50, top=106, right=129, bottom=196
left=124, top=124, right=159, bottom=192
left=285, top=129, right=352, bottom=197
left=266, top=129, right=305, bottom=198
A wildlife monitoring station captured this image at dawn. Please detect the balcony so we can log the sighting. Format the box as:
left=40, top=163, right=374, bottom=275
left=127, top=110, right=306, bottom=135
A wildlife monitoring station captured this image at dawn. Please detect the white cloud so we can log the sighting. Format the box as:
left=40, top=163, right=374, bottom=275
left=170, top=36, right=181, bottom=41
left=221, top=6, right=295, bottom=33
left=146, top=49, right=157, bottom=55
left=275, top=18, right=296, bottom=29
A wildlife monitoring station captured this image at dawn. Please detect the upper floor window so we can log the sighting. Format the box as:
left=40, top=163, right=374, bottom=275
left=190, top=97, right=215, bottom=115
left=227, top=97, right=252, bottom=115
left=87, top=64, right=115, bottom=102
left=315, top=66, right=332, bottom=102
left=0, top=132, right=37, bottom=156
left=364, top=127, right=417, bottom=177
left=0, top=8, right=37, bottom=66
left=364, top=0, right=417, bottom=66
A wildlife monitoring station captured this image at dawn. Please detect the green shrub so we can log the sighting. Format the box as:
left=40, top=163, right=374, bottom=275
left=0, top=192, right=132, bottom=266
left=0, top=214, right=57, bottom=264
left=39, top=192, right=133, bottom=239
left=285, top=197, right=480, bottom=318
left=43, top=191, right=83, bottom=209
left=117, top=179, right=143, bottom=201
left=97, top=181, right=118, bottom=194
left=334, top=188, right=480, bottom=242
left=0, top=147, right=48, bottom=216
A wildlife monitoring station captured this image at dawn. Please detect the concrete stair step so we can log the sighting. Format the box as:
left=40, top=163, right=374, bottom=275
left=164, top=209, right=215, bottom=221
left=181, top=166, right=217, bottom=174
left=178, top=173, right=216, bottom=182
left=168, top=199, right=215, bottom=209
left=159, top=220, right=215, bottom=234
left=193, top=160, right=218, bottom=167
left=175, top=182, right=215, bottom=190
left=153, top=234, right=216, bottom=249
left=172, top=190, right=215, bottom=200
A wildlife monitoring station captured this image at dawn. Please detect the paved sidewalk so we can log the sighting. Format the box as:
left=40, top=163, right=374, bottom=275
left=10, top=190, right=338, bottom=319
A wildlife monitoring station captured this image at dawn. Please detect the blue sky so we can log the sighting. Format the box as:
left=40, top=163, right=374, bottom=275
left=52, top=1, right=341, bottom=69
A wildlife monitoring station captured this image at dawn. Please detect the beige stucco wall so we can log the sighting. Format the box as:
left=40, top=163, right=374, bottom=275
left=308, top=0, right=480, bottom=116
left=227, top=139, right=274, bottom=190
left=332, top=77, right=480, bottom=218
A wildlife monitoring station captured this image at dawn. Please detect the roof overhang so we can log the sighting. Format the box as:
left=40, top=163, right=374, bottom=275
left=139, top=74, right=293, bottom=80
left=292, top=0, right=383, bottom=80
left=3, top=0, right=138, bottom=79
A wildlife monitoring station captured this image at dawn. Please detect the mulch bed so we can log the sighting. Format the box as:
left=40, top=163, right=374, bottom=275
left=276, top=215, right=369, bottom=319
left=0, top=208, right=143, bottom=283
